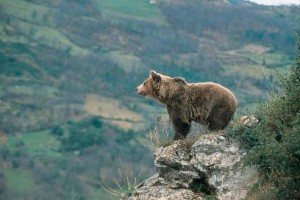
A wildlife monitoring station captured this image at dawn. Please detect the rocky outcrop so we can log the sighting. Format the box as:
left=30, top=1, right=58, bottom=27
left=127, top=174, right=204, bottom=200
left=127, top=134, right=258, bottom=200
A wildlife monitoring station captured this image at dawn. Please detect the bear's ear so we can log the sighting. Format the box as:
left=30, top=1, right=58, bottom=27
left=150, top=70, right=161, bottom=83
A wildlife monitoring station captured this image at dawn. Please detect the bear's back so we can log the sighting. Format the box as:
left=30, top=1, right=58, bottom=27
left=189, top=82, right=236, bottom=102
left=187, top=82, right=237, bottom=130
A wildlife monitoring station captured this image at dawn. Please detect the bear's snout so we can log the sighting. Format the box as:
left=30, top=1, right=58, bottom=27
left=135, top=86, right=146, bottom=96
left=135, top=86, right=142, bottom=94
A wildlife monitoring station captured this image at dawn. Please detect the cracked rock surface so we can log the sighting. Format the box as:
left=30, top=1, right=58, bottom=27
left=126, top=134, right=258, bottom=200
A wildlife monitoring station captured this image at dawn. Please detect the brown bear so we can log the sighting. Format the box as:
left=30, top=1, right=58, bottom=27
left=135, top=70, right=237, bottom=140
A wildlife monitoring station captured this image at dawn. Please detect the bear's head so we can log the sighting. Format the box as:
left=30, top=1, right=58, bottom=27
left=135, top=70, right=187, bottom=104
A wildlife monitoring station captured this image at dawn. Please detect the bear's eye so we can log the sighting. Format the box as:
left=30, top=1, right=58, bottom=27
left=143, top=82, right=146, bottom=85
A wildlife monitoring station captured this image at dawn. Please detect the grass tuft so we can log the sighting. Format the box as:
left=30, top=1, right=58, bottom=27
left=99, top=160, right=143, bottom=199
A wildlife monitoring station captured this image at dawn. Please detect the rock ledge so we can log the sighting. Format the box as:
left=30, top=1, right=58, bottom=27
left=127, top=134, right=258, bottom=200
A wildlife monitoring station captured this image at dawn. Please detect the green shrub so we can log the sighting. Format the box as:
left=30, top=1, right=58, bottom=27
left=59, top=117, right=105, bottom=151
left=116, top=129, right=135, bottom=144
left=225, top=123, right=260, bottom=151
left=230, top=35, right=300, bottom=199
left=51, top=125, right=64, bottom=136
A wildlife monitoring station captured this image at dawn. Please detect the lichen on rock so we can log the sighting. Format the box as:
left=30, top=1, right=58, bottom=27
left=190, top=134, right=258, bottom=200
left=127, top=174, right=204, bottom=200
left=125, top=133, right=258, bottom=200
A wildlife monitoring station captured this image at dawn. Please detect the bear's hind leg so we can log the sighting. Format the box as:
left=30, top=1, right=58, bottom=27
left=171, top=118, right=191, bottom=140
left=207, top=108, right=233, bottom=131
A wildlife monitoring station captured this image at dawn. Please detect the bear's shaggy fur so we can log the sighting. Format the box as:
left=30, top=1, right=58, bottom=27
left=136, top=70, right=237, bottom=140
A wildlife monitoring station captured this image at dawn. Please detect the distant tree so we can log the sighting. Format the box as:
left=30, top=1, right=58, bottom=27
left=90, top=116, right=103, bottom=128
left=0, top=171, right=5, bottom=197
left=60, top=117, right=105, bottom=151
left=51, top=125, right=64, bottom=136
left=116, top=129, right=135, bottom=144
left=31, top=10, right=37, bottom=20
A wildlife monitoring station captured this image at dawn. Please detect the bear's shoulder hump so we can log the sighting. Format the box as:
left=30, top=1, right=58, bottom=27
left=173, top=77, right=187, bottom=84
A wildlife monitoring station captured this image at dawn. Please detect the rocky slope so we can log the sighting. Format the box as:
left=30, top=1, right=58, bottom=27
left=126, top=133, right=258, bottom=200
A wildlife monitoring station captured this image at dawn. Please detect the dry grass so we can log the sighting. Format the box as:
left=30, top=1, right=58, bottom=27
left=99, top=161, right=143, bottom=199
left=140, top=126, right=172, bottom=152
left=140, top=117, right=219, bottom=152
left=139, top=117, right=173, bottom=151
left=245, top=177, right=277, bottom=200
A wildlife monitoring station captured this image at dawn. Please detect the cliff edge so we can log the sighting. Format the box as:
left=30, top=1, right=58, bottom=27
left=126, top=133, right=258, bottom=200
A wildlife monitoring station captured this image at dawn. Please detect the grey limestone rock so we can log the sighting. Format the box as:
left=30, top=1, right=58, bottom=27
left=127, top=174, right=204, bottom=200
left=126, top=134, right=258, bottom=200
left=190, top=134, right=259, bottom=200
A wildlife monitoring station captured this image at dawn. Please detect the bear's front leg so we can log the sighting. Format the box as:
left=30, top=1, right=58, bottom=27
left=171, top=117, right=191, bottom=140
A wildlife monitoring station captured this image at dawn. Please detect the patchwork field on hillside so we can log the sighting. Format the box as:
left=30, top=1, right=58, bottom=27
left=95, top=0, right=166, bottom=24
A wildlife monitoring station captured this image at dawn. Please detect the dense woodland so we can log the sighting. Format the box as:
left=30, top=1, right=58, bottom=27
left=0, top=0, right=300, bottom=199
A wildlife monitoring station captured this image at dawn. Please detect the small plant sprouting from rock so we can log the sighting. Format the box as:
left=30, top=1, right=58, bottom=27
left=141, top=127, right=171, bottom=151
left=99, top=163, right=143, bottom=199
left=140, top=116, right=173, bottom=151
left=141, top=114, right=218, bottom=152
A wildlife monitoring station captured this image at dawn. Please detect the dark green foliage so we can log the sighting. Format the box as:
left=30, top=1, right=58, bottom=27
left=59, top=117, right=105, bottom=151
left=51, top=125, right=64, bottom=136
left=90, top=116, right=103, bottom=128
left=227, top=36, right=300, bottom=199
left=225, top=124, right=260, bottom=150
left=0, top=172, right=5, bottom=197
left=0, top=52, right=41, bottom=78
left=116, top=129, right=135, bottom=144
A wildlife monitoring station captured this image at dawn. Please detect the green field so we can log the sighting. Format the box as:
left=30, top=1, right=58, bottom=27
left=0, top=0, right=55, bottom=26
left=5, top=19, right=89, bottom=55
left=0, top=0, right=89, bottom=55
left=0, top=86, right=4, bottom=98
left=7, top=85, right=59, bottom=98
left=5, top=130, right=60, bottom=158
left=4, top=169, right=35, bottom=198
left=96, top=0, right=166, bottom=24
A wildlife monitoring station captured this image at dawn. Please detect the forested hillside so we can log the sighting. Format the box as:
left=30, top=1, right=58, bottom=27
left=0, top=0, right=299, bottom=199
